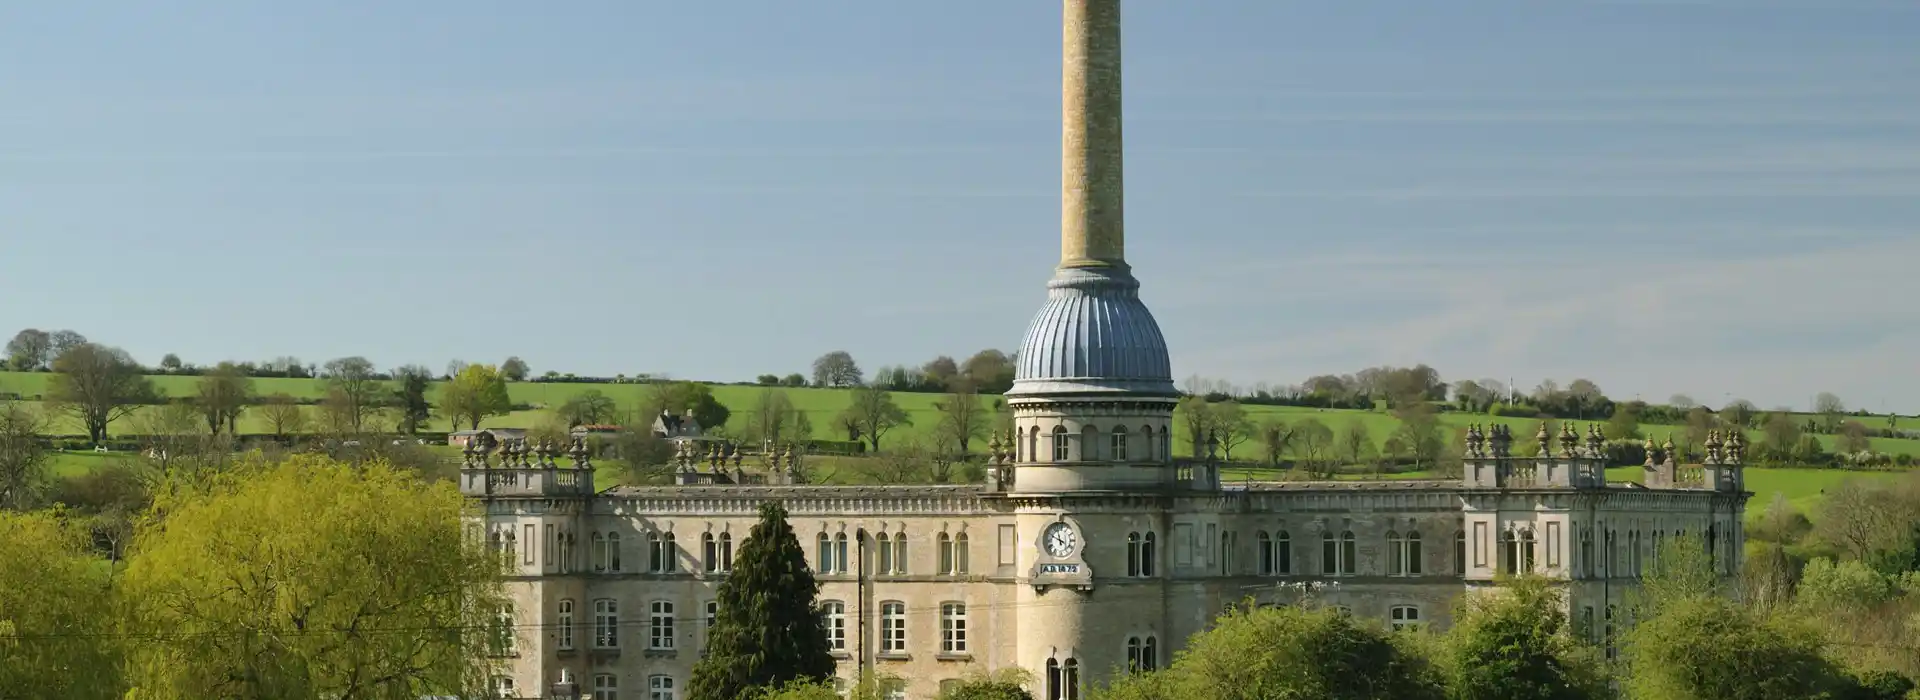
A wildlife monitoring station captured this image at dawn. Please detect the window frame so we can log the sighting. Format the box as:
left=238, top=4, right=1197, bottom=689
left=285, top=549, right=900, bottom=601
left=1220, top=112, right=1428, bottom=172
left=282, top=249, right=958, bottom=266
left=649, top=600, right=676, bottom=650
left=940, top=602, right=968, bottom=655
left=879, top=601, right=908, bottom=654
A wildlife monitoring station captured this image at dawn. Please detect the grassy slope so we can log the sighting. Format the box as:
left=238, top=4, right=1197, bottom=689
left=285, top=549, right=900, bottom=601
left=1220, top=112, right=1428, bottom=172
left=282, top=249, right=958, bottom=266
left=4, top=370, right=1917, bottom=458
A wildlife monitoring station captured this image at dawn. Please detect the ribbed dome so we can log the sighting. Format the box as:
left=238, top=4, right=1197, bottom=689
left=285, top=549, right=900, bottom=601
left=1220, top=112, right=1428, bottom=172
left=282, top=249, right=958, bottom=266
left=1009, top=266, right=1176, bottom=397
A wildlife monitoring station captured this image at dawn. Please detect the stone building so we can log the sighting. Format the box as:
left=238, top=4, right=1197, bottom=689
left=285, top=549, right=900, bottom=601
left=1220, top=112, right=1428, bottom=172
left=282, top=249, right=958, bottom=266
left=462, top=2, right=1750, bottom=698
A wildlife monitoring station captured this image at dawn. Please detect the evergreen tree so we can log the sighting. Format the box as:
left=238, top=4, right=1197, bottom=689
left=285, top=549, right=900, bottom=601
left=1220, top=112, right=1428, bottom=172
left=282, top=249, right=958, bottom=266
left=689, top=501, right=836, bottom=700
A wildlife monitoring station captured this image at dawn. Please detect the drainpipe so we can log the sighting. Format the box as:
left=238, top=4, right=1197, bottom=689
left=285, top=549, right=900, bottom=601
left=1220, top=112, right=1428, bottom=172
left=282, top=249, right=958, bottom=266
left=856, top=528, right=869, bottom=679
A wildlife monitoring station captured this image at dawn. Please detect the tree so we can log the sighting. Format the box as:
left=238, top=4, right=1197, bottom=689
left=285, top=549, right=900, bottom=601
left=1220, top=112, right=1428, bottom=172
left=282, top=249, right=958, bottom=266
left=47, top=459, right=153, bottom=568
left=391, top=364, right=433, bottom=434
left=500, top=356, right=530, bottom=382
left=4, top=328, right=51, bottom=370
left=117, top=454, right=506, bottom=699
left=441, top=364, right=512, bottom=430
left=1444, top=576, right=1609, bottom=700
left=47, top=329, right=88, bottom=358
left=195, top=361, right=255, bottom=435
left=1837, top=420, right=1873, bottom=454
left=558, top=389, right=619, bottom=427
left=1392, top=401, right=1446, bottom=469
left=1178, top=396, right=1214, bottom=458
left=646, top=381, right=732, bottom=432
left=259, top=393, right=308, bottom=439
left=961, top=349, right=1017, bottom=394
left=922, top=355, right=961, bottom=390
left=1603, top=402, right=1641, bottom=441
left=1682, top=407, right=1719, bottom=460
left=936, top=669, right=1036, bottom=700
left=1723, top=399, right=1758, bottom=428
left=46, top=343, right=158, bottom=443
left=842, top=385, right=910, bottom=452
left=934, top=385, right=987, bottom=455
left=1212, top=401, right=1253, bottom=461
left=0, top=509, right=123, bottom=699
left=781, top=373, right=807, bottom=388
left=689, top=501, right=837, bottom=700
left=1621, top=596, right=1855, bottom=700
left=757, top=673, right=905, bottom=700
left=1816, top=392, right=1847, bottom=432
left=757, top=374, right=781, bottom=385
left=0, top=401, right=51, bottom=510
left=158, top=352, right=184, bottom=373
left=1259, top=420, right=1296, bottom=469
left=318, top=356, right=383, bottom=433
left=443, top=359, right=468, bottom=379
left=811, top=351, right=862, bottom=388
left=1762, top=413, right=1804, bottom=461
left=1669, top=394, right=1697, bottom=410
left=1291, top=418, right=1337, bottom=479
left=748, top=388, right=799, bottom=445
left=136, top=401, right=231, bottom=477
left=1338, top=420, right=1377, bottom=475
left=1095, top=603, right=1443, bottom=700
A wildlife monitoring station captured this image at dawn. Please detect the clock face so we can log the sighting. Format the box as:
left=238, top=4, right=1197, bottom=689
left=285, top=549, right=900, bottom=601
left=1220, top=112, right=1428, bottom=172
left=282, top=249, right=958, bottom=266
left=1042, top=523, right=1077, bottom=559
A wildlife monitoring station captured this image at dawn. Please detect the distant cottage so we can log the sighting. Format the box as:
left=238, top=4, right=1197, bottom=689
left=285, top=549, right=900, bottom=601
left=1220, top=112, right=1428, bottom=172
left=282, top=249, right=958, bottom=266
left=652, top=409, right=702, bottom=439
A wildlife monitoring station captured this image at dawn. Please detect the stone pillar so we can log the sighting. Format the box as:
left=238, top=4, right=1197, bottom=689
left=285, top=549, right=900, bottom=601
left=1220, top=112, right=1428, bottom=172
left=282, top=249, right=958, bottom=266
left=1061, top=0, right=1125, bottom=269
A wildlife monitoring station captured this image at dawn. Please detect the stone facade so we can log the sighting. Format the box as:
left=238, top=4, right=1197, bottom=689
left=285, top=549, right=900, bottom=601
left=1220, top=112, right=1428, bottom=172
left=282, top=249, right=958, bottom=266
left=462, top=429, right=1750, bottom=700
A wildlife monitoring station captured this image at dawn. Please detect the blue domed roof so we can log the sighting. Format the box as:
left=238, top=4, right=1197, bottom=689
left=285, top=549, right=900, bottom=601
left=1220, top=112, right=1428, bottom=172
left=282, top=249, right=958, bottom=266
left=1009, top=266, right=1176, bottom=397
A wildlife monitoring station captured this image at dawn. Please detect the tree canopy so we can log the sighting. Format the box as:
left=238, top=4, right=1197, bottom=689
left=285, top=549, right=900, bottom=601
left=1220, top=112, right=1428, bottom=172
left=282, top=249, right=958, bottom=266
left=689, top=501, right=836, bottom=700
left=1096, top=603, right=1443, bottom=700
left=442, top=363, right=512, bottom=431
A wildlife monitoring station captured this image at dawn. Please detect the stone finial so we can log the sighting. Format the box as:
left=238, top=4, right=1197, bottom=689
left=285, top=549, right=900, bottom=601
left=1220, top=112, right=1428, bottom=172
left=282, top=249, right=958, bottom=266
left=732, top=444, right=745, bottom=468
left=1559, top=423, right=1579, bottom=455
left=988, top=433, right=1003, bottom=464
left=569, top=437, right=589, bottom=467
left=1464, top=424, right=1482, bottom=457
left=1643, top=436, right=1660, bottom=465
left=784, top=443, right=798, bottom=467
left=1488, top=424, right=1512, bottom=458
left=1586, top=424, right=1605, bottom=456
left=1536, top=423, right=1553, bottom=457
left=1662, top=435, right=1676, bottom=462
left=1704, top=430, right=1723, bottom=464
left=1726, top=430, right=1745, bottom=464
left=1205, top=430, right=1220, bottom=461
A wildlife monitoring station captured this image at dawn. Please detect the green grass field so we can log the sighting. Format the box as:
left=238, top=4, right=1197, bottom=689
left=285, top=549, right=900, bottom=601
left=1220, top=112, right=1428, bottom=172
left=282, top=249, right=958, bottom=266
left=5, top=370, right=1917, bottom=460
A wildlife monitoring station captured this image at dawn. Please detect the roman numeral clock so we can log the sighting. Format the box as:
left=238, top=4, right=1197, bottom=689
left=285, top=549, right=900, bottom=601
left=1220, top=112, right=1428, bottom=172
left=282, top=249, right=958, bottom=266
left=1029, top=517, right=1095, bottom=592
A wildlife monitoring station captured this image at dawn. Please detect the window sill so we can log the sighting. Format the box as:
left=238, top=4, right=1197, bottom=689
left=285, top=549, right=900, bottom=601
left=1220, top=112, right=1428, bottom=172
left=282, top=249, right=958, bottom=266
left=644, top=648, right=678, bottom=659
left=936, top=653, right=973, bottom=662
left=557, top=648, right=578, bottom=658
left=876, top=653, right=911, bottom=662
left=830, top=651, right=853, bottom=660
left=590, top=647, right=621, bottom=657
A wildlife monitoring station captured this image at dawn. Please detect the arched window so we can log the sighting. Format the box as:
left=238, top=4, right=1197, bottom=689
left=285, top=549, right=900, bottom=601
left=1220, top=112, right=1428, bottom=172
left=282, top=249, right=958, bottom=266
left=705, top=600, right=717, bottom=630
left=606, top=532, right=621, bottom=572
left=1082, top=425, right=1101, bottom=461
left=719, top=532, right=733, bottom=572
left=816, top=532, right=833, bottom=573
left=592, top=532, right=607, bottom=572
left=1455, top=530, right=1467, bottom=575
left=1047, top=659, right=1062, bottom=700
left=501, top=529, right=517, bottom=565
left=1581, top=526, right=1596, bottom=577
left=1143, top=532, right=1157, bottom=576
left=649, top=601, right=675, bottom=650
left=1126, top=636, right=1159, bottom=673
left=593, top=599, right=619, bottom=649
left=1052, top=426, right=1070, bottom=461
left=821, top=601, right=846, bottom=650
left=834, top=533, right=849, bottom=574
left=937, top=532, right=953, bottom=574
left=1705, top=524, right=1718, bottom=572
left=1028, top=426, right=1040, bottom=463
left=940, top=602, right=968, bottom=654
left=702, top=532, right=717, bottom=573
left=879, top=601, right=907, bottom=653
left=1257, top=531, right=1274, bottom=575
left=1275, top=531, right=1292, bottom=574
left=1321, top=531, right=1337, bottom=575
left=648, top=674, right=675, bottom=700
left=1065, top=658, right=1081, bottom=699
left=1500, top=529, right=1518, bottom=575
left=1388, top=530, right=1421, bottom=576
left=876, top=533, right=893, bottom=574
left=1340, top=531, right=1356, bottom=575
left=1520, top=529, right=1537, bottom=572
left=1389, top=605, right=1421, bottom=632
left=1141, top=424, right=1156, bottom=463
left=891, top=531, right=908, bottom=574
left=1111, top=425, right=1130, bottom=461
left=1220, top=530, right=1237, bottom=573
left=1046, top=657, right=1081, bottom=700
left=954, top=532, right=970, bottom=574
left=648, top=532, right=670, bottom=573
left=1127, top=532, right=1143, bottom=576
left=558, top=599, right=575, bottom=650
left=1604, top=528, right=1617, bottom=577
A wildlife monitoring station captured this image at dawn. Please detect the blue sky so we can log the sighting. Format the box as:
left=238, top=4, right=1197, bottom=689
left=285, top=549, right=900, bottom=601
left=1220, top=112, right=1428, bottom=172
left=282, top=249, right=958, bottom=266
left=3, top=1, right=1917, bottom=413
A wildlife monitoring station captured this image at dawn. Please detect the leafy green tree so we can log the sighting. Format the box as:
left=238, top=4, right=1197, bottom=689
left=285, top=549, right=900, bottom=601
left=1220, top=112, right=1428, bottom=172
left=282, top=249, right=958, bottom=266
left=441, top=363, right=512, bottom=430
left=1621, top=595, right=1855, bottom=700
left=0, top=509, right=123, bottom=699
left=840, top=385, right=909, bottom=452
left=0, top=401, right=51, bottom=511
left=558, top=389, right=619, bottom=427
left=194, top=361, right=254, bottom=435
left=1444, top=577, right=1609, bottom=700
left=756, top=672, right=904, bottom=700
left=1095, top=603, right=1443, bottom=700
left=689, top=501, right=837, bottom=700
left=117, top=454, right=506, bottom=699
left=46, top=343, right=157, bottom=444
left=390, top=364, right=433, bottom=434
left=647, top=381, right=732, bottom=432
left=499, top=355, right=530, bottom=381
left=937, top=668, right=1036, bottom=700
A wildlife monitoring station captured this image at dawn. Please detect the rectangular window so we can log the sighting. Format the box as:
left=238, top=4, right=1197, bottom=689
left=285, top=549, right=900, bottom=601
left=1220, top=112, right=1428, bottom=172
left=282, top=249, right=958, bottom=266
left=1220, top=531, right=1236, bottom=574
left=1277, top=534, right=1292, bottom=575
left=490, top=604, right=515, bottom=655
left=649, top=675, right=676, bottom=700
left=1205, top=523, right=1218, bottom=566
left=705, top=600, right=717, bottom=631
left=940, top=603, right=968, bottom=654
left=545, top=524, right=555, bottom=566
left=1473, top=521, right=1488, bottom=567
left=594, top=599, right=619, bottom=649
left=1547, top=522, right=1562, bottom=568
left=524, top=524, right=536, bottom=565
left=650, top=601, right=675, bottom=650
left=880, top=602, right=907, bottom=654
left=998, top=525, right=1017, bottom=566
left=1173, top=524, right=1195, bottom=567
left=822, top=601, right=846, bottom=651
left=593, top=673, right=618, bottom=700
left=558, top=600, right=575, bottom=650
